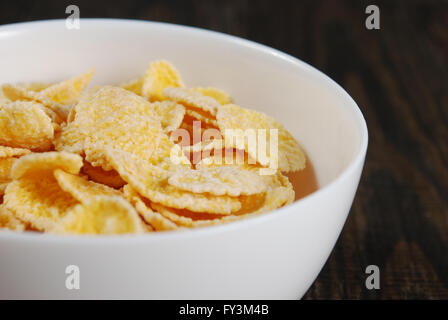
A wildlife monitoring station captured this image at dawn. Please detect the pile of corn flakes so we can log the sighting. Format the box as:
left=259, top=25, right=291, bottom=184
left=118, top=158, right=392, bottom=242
left=0, top=60, right=306, bottom=235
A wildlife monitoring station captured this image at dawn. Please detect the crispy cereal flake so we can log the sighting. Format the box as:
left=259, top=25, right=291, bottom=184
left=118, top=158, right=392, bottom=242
left=0, top=100, right=54, bottom=151
left=168, top=166, right=267, bottom=197
left=142, top=60, right=184, bottom=101
left=151, top=100, right=185, bottom=132
left=0, top=204, right=26, bottom=231
left=192, top=87, right=232, bottom=105
left=106, top=148, right=241, bottom=214
left=0, top=158, right=16, bottom=194
left=217, top=104, right=306, bottom=172
left=50, top=196, right=145, bottom=235
left=120, top=77, right=144, bottom=96
left=57, top=86, right=165, bottom=170
left=123, top=184, right=179, bottom=231
left=2, top=84, right=69, bottom=121
left=54, top=169, right=122, bottom=204
left=0, top=146, right=31, bottom=159
left=4, top=175, right=78, bottom=231
left=164, top=87, right=220, bottom=116
left=39, top=69, right=94, bottom=105
left=11, top=151, right=83, bottom=179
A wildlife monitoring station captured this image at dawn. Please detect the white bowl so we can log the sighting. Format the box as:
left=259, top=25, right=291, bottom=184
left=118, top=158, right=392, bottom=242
left=0, top=19, right=368, bottom=299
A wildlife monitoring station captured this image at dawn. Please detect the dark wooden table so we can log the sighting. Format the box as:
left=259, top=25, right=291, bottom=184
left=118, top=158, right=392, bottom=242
left=1, top=0, right=447, bottom=299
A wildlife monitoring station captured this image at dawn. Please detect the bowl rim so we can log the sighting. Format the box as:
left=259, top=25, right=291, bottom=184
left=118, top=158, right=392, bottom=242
left=0, top=18, right=368, bottom=244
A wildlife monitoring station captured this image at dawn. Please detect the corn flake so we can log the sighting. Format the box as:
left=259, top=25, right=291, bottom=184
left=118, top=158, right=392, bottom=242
left=54, top=169, right=122, bottom=204
left=106, top=148, right=241, bottom=214
left=152, top=172, right=293, bottom=228
left=217, top=104, right=306, bottom=172
left=164, top=87, right=220, bottom=116
left=168, top=166, right=267, bottom=197
left=57, top=86, right=164, bottom=170
left=151, top=101, right=185, bottom=132
left=142, top=60, right=184, bottom=101
left=120, top=77, right=144, bottom=96
left=2, top=84, right=68, bottom=121
left=0, top=158, right=16, bottom=193
left=0, top=204, right=26, bottom=231
left=39, top=69, right=94, bottom=105
left=4, top=175, right=78, bottom=231
left=0, top=100, right=54, bottom=151
left=123, top=184, right=179, bottom=231
left=50, top=196, right=145, bottom=235
left=192, top=87, right=232, bottom=105
left=11, top=151, right=82, bottom=180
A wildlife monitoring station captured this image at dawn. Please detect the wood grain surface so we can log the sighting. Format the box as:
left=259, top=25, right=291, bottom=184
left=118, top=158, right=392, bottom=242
left=0, top=0, right=446, bottom=299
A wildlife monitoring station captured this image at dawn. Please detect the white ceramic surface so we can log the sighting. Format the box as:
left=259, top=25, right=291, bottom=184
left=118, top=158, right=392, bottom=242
left=0, top=19, right=368, bottom=299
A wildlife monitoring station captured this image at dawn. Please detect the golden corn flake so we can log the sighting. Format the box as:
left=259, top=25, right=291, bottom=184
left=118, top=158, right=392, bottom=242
left=150, top=202, right=252, bottom=228
left=2, top=83, right=36, bottom=101
left=0, top=158, right=16, bottom=194
left=197, top=150, right=295, bottom=212
left=0, top=204, right=26, bottom=231
left=2, top=84, right=68, bottom=121
left=50, top=196, right=145, bottom=235
left=81, top=161, right=125, bottom=188
left=54, top=169, right=122, bottom=204
left=106, top=148, right=241, bottom=214
left=142, top=60, right=185, bottom=101
left=150, top=202, right=219, bottom=228
left=217, top=104, right=306, bottom=172
left=0, top=146, right=30, bottom=159
left=152, top=172, right=293, bottom=228
left=151, top=101, right=185, bottom=132
left=2, top=70, right=94, bottom=121
left=0, top=100, right=54, bottom=151
left=168, top=166, right=267, bottom=197
left=18, top=82, right=52, bottom=92
left=2, top=86, right=65, bottom=125
left=123, top=184, right=178, bottom=231
left=11, top=151, right=83, bottom=179
left=53, top=123, right=84, bottom=154
left=164, top=87, right=220, bottom=116
left=4, top=175, right=78, bottom=231
left=57, top=86, right=165, bottom=170
left=42, top=107, right=65, bottom=126
left=120, top=77, right=144, bottom=96
left=39, top=69, right=94, bottom=105
left=0, top=157, right=16, bottom=180
left=149, top=200, right=265, bottom=228
left=252, top=172, right=295, bottom=213
left=192, top=87, right=232, bottom=105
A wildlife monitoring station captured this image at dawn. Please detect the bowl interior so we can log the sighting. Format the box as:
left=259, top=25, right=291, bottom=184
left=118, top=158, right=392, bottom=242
left=0, top=19, right=366, bottom=188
